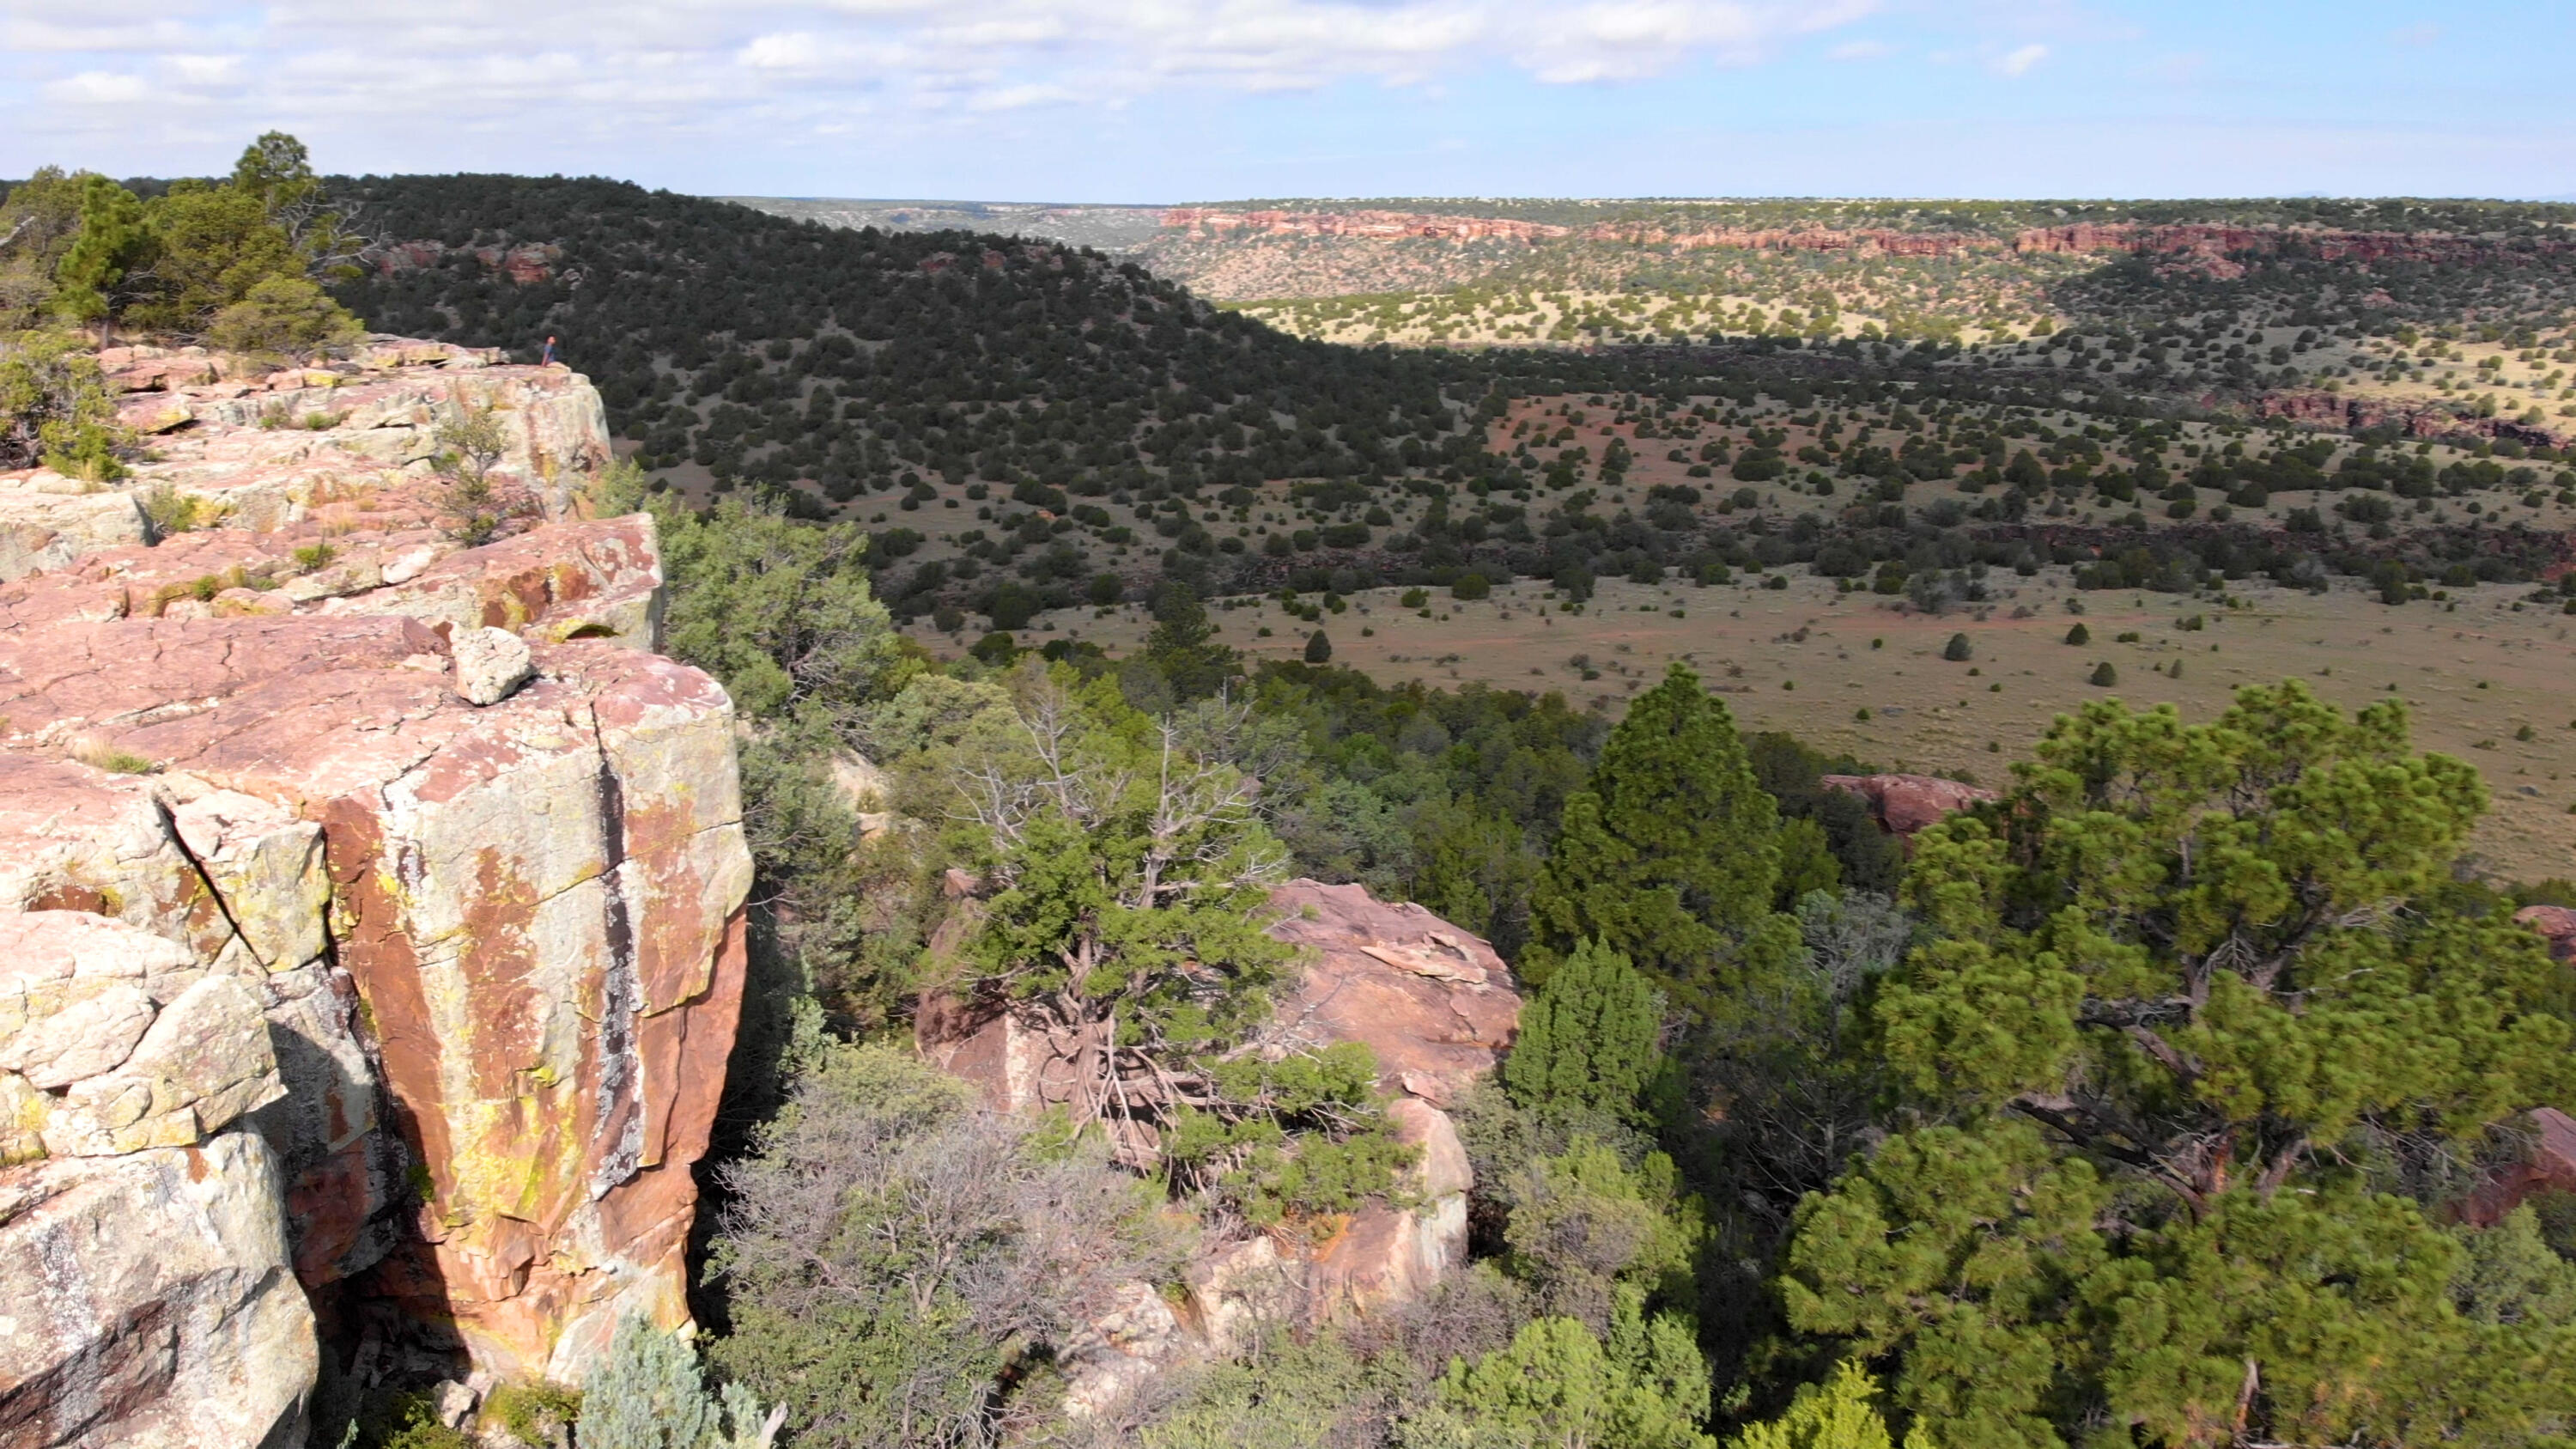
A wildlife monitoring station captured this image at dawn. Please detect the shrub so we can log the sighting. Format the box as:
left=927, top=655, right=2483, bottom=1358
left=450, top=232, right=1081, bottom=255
left=1451, top=571, right=1492, bottom=600
left=138, top=483, right=206, bottom=539
left=2090, top=661, right=2118, bottom=686
left=1941, top=632, right=1972, bottom=661
left=708, top=1044, right=1188, bottom=1448
left=2064, top=622, right=2090, bottom=645
left=1401, top=587, right=1431, bottom=607
left=483, top=1380, right=580, bottom=1448
left=204, top=274, right=361, bottom=356
left=1, top=338, right=132, bottom=480
left=576, top=1315, right=777, bottom=1449
left=1304, top=628, right=1333, bottom=663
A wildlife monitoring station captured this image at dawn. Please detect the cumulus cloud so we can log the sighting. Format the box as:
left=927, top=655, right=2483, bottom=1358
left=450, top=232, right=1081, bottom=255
left=2, top=0, right=1881, bottom=163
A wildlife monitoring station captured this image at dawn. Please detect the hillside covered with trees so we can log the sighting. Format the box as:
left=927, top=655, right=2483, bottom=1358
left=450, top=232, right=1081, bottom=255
left=12, top=143, right=2576, bottom=1449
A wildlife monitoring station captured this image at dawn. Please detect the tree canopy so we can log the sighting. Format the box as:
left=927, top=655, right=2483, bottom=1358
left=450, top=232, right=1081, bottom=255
left=1781, top=682, right=2576, bottom=1449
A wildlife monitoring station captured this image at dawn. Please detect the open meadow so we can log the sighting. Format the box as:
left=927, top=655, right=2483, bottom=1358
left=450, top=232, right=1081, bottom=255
left=920, top=564, right=2576, bottom=884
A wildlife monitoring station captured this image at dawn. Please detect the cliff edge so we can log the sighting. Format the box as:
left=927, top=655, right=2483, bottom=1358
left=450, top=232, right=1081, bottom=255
left=0, top=340, right=750, bottom=1447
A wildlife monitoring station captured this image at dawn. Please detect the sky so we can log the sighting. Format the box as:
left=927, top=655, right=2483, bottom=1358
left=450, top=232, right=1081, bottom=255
left=4, top=1, right=2573, bottom=204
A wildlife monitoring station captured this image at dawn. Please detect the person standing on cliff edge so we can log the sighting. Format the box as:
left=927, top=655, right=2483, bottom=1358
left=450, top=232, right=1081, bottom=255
left=541, top=335, right=558, bottom=367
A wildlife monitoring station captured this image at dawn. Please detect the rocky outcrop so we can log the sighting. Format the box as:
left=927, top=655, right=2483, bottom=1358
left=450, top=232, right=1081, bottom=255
left=2253, top=388, right=2566, bottom=449
left=0, top=340, right=750, bottom=1443
left=1820, top=773, right=1998, bottom=847
left=2012, top=222, right=2573, bottom=268
left=922, top=878, right=1521, bottom=1408
left=2522, top=905, right=2576, bottom=965
left=2463, top=1107, right=2576, bottom=1227
left=0, top=339, right=608, bottom=588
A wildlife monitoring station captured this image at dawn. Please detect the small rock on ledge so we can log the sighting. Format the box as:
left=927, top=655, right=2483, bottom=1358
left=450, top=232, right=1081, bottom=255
left=452, top=625, right=534, bottom=705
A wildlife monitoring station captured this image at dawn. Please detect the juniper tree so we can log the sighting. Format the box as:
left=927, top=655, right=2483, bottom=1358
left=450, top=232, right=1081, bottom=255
left=1502, top=938, right=1662, bottom=1124
left=1781, top=683, right=2576, bottom=1449
left=1524, top=663, right=1789, bottom=1000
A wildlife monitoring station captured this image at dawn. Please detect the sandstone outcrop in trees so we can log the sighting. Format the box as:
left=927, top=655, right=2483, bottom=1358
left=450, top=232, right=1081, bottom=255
left=0, top=339, right=749, bottom=1446
left=918, top=876, right=1521, bottom=1407
left=1817, top=772, right=1996, bottom=847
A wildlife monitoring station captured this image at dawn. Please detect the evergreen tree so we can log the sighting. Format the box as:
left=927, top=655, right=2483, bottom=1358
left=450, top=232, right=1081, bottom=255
left=1781, top=683, right=2576, bottom=1449
left=52, top=175, right=149, bottom=344
left=1502, top=938, right=1662, bottom=1123
left=1525, top=663, right=1786, bottom=997
left=578, top=1314, right=779, bottom=1449
left=1735, top=1361, right=1929, bottom=1449
left=1141, top=581, right=1236, bottom=702
left=1420, top=1294, right=1716, bottom=1449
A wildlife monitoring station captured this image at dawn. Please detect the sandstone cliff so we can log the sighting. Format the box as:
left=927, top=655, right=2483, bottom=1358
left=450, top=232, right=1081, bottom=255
left=0, top=340, right=750, bottom=1447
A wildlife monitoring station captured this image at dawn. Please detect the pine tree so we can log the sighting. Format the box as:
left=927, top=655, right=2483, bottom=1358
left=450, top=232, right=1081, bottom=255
left=52, top=175, right=149, bottom=345
left=1502, top=938, right=1662, bottom=1122
left=1524, top=663, right=1783, bottom=995
left=1735, top=1361, right=1928, bottom=1449
left=1303, top=628, right=1333, bottom=663
left=1141, top=581, right=1236, bottom=701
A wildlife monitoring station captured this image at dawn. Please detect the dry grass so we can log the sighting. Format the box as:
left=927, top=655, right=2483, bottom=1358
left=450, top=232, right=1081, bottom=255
left=918, top=567, right=2576, bottom=885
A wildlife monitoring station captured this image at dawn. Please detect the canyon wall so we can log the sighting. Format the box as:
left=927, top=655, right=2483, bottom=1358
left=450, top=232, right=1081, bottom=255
left=0, top=341, right=749, bottom=1446
left=1157, top=207, right=2570, bottom=267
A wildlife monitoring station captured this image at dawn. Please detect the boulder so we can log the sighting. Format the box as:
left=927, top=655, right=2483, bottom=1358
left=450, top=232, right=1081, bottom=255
left=0, top=1130, right=318, bottom=1449
left=1819, top=772, right=1998, bottom=846
left=450, top=625, right=533, bottom=704
left=1266, top=878, right=1521, bottom=1106
left=2518, top=904, right=2576, bottom=965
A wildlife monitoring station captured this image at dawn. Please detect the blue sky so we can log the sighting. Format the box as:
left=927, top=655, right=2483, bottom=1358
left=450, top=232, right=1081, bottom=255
left=5, top=1, right=2570, bottom=202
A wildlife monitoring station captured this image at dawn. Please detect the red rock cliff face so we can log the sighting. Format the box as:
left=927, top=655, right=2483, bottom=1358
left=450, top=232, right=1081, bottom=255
left=0, top=339, right=752, bottom=1442
left=1155, top=210, right=2570, bottom=270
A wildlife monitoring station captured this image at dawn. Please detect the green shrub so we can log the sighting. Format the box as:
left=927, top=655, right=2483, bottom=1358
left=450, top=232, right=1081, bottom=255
left=576, top=1315, right=776, bottom=1449
left=1941, top=632, right=1971, bottom=661
left=204, top=274, right=362, bottom=356
left=2090, top=661, right=2118, bottom=686
left=1304, top=628, right=1333, bottom=663
left=1451, top=571, right=1492, bottom=600
left=483, top=1380, right=580, bottom=1448
left=2064, top=621, right=2090, bottom=645
left=1, top=338, right=132, bottom=480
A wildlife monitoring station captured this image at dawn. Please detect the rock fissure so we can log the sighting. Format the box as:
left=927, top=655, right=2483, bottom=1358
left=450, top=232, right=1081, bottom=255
left=3, top=339, right=751, bottom=1438
left=153, top=797, right=268, bottom=972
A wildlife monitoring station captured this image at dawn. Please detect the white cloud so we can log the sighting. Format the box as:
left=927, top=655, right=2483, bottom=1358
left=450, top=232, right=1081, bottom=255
left=41, top=69, right=153, bottom=104
left=1827, top=39, right=1893, bottom=61
left=0, top=0, right=1880, bottom=155
left=1994, top=41, right=2047, bottom=76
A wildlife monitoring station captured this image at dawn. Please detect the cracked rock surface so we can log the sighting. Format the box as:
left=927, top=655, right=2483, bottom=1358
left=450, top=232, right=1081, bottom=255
left=0, top=340, right=751, bottom=1445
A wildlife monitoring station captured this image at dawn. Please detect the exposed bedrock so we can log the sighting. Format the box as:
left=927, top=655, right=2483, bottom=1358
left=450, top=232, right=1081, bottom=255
left=920, top=876, right=1522, bottom=1410
left=0, top=341, right=750, bottom=1445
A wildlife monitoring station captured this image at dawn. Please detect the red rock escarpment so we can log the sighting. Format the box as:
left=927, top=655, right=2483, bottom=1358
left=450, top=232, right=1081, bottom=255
left=1159, top=209, right=2571, bottom=270
left=0, top=340, right=750, bottom=1444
